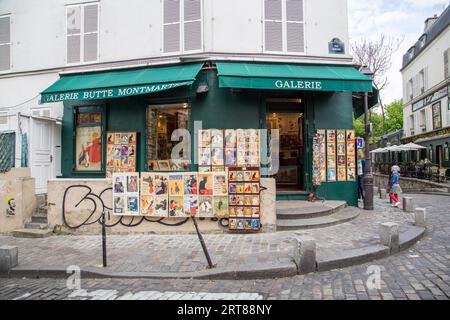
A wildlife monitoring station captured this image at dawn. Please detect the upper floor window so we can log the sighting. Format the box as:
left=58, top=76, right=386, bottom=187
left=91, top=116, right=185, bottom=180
left=163, top=0, right=203, bottom=54
left=0, top=15, right=11, bottom=71
left=444, top=48, right=450, bottom=79
left=66, top=3, right=99, bottom=64
left=263, top=0, right=305, bottom=54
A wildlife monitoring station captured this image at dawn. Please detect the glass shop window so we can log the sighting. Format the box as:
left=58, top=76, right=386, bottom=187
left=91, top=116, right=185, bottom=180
left=147, top=103, right=190, bottom=171
left=74, top=107, right=103, bottom=172
left=432, top=102, right=442, bottom=130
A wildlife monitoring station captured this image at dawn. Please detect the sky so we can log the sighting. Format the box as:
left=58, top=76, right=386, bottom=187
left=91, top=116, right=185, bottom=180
left=348, top=0, right=450, bottom=106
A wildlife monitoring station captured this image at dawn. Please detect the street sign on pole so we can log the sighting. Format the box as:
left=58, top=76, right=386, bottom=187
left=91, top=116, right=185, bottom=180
left=357, top=137, right=364, bottom=149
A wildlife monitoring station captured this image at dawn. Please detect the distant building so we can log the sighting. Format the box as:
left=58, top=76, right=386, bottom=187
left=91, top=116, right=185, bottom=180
left=401, top=5, right=450, bottom=168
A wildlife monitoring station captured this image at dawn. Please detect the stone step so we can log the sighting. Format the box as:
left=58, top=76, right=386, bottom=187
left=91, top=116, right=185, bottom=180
left=31, top=215, right=48, bottom=224
left=277, top=201, right=347, bottom=219
left=24, top=222, right=48, bottom=230
left=277, top=207, right=360, bottom=231
left=12, top=228, right=53, bottom=238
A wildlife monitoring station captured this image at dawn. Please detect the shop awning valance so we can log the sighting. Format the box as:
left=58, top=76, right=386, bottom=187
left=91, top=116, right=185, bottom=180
left=216, top=62, right=373, bottom=93
left=40, top=63, right=204, bottom=103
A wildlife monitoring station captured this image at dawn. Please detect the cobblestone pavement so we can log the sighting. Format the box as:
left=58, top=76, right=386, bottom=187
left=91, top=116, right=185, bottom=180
left=0, top=194, right=449, bottom=300
left=0, top=197, right=418, bottom=273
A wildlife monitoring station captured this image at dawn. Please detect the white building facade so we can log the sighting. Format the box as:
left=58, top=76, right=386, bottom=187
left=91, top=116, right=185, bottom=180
left=401, top=6, right=450, bottom=168
left=0, top=0, right=373, bottom=207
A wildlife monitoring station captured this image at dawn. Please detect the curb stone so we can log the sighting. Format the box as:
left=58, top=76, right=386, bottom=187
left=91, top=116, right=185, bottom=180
left=0, top=226, right=425, bottom=280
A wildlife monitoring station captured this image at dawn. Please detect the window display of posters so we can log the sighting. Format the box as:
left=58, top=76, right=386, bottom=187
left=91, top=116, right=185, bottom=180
left=157, top=160, right=171, bottom=171
left=317, top=130, right=327, bottom=182
left=326, top=130, right=337, bottom=182
left=346, top=130, right=356, bottom=181
left=113, top=172, right=140, bottom=216
left=106, top=131, right=137, bottom=178
left=76, top=126, right=102, bottom=172
left=228, top=167, right=261, bottom=232
left=336, top=130, right=347, bottom=181
left=197, top=129, right=260, bottom=172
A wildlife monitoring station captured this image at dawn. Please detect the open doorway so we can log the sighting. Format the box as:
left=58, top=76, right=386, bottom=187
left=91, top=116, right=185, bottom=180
left=266, top=98, right=305, bottom=191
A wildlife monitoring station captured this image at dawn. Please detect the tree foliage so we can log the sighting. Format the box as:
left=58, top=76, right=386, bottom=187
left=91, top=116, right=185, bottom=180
left=354, top=99, right=403, bottom=144
left=351, top=35, right=402, bottom=135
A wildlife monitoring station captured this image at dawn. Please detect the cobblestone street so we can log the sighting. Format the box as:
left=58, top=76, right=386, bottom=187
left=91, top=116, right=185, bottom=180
left=0, top=194, right=449, bottom=300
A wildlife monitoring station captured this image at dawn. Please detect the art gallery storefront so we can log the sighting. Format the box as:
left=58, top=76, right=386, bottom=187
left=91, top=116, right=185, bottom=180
left=40, top=61, right=374, bottom=234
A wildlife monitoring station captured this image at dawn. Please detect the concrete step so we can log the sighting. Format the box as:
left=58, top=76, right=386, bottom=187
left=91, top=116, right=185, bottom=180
left=31, top=215, right=48, bottom=224
left=24, top=222, right=48, bottom=230
left=277, top=207, right=360, bottom=231
left=12, top=228, right=53, bottom=238
left=277, top=201, right=347, bottom=219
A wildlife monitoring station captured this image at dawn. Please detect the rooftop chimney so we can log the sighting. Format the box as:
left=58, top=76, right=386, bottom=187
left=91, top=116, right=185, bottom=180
left=424, top=14, right=439, bottom=33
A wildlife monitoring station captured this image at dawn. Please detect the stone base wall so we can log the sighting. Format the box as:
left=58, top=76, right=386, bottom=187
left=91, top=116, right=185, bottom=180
left=374, top=173, right=450, bottom=193
left=47, top=178, right=277, bottom=235
left=0, top=168, right=37, bottom=234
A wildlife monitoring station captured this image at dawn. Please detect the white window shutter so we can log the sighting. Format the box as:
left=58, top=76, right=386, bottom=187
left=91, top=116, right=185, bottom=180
left=184, top=0, right=201, bottom=21
left=184, top=21, right=201, bottom=51
left=286, top=0, right=303, bottom=21
left=444, top=49, right=449, bottom=79
left=164, top=0, right=180, bottom=23
left=265, top=0, right=282, bottom=20
left=184, top=0, right=201, bottom=51
left=84, top=33, right=98, bottom=62
left=265, top=21, right=283, bottom=52
left=0, top=16, right=11, bottom=71
left=67, top=35, right=81, bottom=63
left=286, top=22, right=304, bottom=52
left=67, top=7, right=81, bottom=35
left=83, top=4, right=98, bottom=62
left=84, top=4, right=98, bottom=33
left=164, top=0, right=181, bottom=53
left=164, top=23, right=180, bottom=53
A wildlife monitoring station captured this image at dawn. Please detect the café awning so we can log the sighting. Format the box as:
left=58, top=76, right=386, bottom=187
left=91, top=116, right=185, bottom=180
left=40, top=63, right=204, bottom=103
left=216, top=62, right=373, bottom=93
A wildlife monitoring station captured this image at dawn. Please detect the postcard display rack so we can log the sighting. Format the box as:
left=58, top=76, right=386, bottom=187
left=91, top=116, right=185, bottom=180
left=227, top=167, right=261, bottom=232
left=312, top=129, right=356, bottom=184
left=106, top=132, right=138, bottom=178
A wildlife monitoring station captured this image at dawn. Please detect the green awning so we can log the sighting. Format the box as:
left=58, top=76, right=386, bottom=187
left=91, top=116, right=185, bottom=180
left=40, top=63, right=204, bottom=103
left=217, top=62, right=373, bottom=93
left=353, top=88, right=379, bottom=119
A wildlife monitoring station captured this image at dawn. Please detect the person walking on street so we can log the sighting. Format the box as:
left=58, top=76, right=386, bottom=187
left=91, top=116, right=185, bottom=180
left=388, top=165, right=402, bottom=207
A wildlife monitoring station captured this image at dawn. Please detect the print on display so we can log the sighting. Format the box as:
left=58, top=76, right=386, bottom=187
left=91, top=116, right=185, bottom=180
left=106, top=131, right=137, bottom=177
left=112, top=172, right=140, bottom=216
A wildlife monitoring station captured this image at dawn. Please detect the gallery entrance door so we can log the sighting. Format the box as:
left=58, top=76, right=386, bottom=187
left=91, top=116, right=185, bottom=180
left=266, top=98, right=305, bottom=191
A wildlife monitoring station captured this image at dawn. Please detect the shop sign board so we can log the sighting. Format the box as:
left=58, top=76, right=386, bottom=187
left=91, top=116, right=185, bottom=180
left=41, top=81, right=192, bottom=103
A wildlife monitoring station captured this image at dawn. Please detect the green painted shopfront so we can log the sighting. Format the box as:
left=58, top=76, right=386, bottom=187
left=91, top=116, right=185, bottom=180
left=41, top=61, right=376, bottom=207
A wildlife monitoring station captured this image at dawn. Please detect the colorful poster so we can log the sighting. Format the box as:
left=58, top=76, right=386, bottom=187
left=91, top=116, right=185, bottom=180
left=346, top=130, right=356, bottom=181
left=213, top=172, right=227, bottom=195
left=141, top=195, right=156, bottom=216
left=198, top=196, right=213, bottom=217
left=198, top=173, right=213, bottom=195
left=155, top=196, right=168, bottom=217
left=317, top=130, right=327, bottom=182
left=168, top=197, right=184, bottom=217
left=183, top=173, right=198, bottom=195
left=312, top=134, right=322, bottom=186
left=106, top=131, right=137, bottom=177
left=213, top=196, right=228, bottom=217
left=76, top=126, right=102, bottom=171
left=326, top=130, right=337, bottom=182
left=112, top=172, right=139, bottom=216
left=183, top=195, right=198, bottom=216
left=154, top=174, right=169, bottom=195
left=169, top=174, right=184, bottom=196
left=336, top=130, right=347, bottom=182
